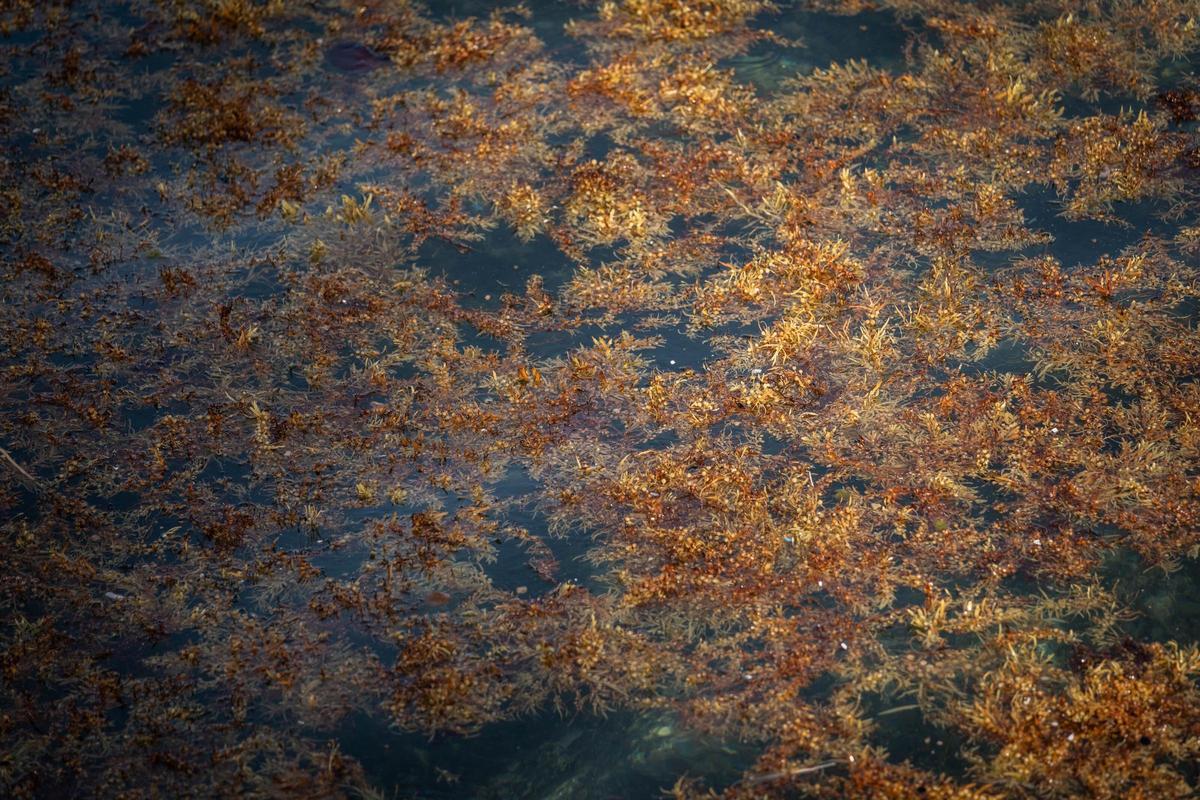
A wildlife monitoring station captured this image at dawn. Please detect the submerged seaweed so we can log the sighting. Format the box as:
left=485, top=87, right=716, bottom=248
left=325, top=41, right=392, bottom=73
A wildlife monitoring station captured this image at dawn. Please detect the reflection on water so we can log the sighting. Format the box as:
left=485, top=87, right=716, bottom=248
left=2, top=0, right=1200, bottom=797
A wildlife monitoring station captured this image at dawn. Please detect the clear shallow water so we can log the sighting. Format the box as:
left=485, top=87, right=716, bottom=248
left=2, top=1, right=1200, bottom=798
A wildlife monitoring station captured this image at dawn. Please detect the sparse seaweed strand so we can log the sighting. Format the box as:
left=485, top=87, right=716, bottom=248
left=1, top=0, right=1200, bottom=797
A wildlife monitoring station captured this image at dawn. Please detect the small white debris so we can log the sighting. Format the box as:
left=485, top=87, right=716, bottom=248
left=783, top=535, right=794, bottom=543
left=1067, top=733, right=1075, bottom=742
left=104, top=592, right=125, bottom=601
left=818, top=580, right=824, bottom=588
left=32, top=128, right=40, bottom=134
left=669, top=359, right=676, bottom=365
left=1032, top=538, right=1041, bottom=546
left=1050, top=427, right=1059, bottom=434
left=840, top=641, right=849, bottom=651
left=751, top=368, right=762, bottom=375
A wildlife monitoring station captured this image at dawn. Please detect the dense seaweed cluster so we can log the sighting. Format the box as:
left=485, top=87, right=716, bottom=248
left=2, top=0, right=1200, bottom=796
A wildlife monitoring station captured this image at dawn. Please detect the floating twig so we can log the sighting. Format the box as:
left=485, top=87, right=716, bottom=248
left=742, top=760, right=841, bottom=786
left=0, top=446, right=41, bottom=492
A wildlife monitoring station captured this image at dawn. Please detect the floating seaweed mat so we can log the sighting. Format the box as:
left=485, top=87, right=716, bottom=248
left=1, top=0, right=1199, bottom=798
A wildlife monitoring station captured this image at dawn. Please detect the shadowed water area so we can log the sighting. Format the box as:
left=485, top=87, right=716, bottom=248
left=2, top=1, right=1200, bottom=797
